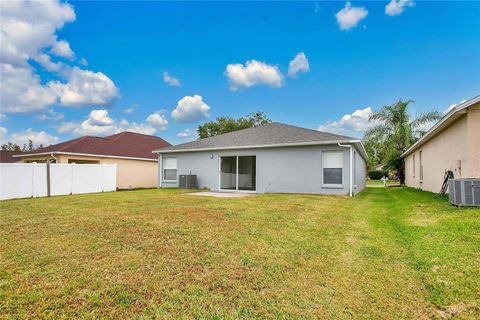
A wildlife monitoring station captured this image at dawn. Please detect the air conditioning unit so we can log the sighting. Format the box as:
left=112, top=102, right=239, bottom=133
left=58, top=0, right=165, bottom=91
left=448, top=179, right=480, bottom=207
left=179, top=174, right=197, bottom=189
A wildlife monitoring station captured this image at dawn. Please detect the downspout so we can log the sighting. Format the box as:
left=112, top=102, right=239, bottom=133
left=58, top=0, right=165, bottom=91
left=338, top=143, right=353, bottom=197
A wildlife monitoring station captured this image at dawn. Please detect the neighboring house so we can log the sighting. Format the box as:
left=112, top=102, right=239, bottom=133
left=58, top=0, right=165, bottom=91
left=16, top=132, right=171, bottom=189
left=402, top=95, right=480, bottom=193
left=153, top=122, right=367, bottom=196
left=0, top=151, right=23, bottom=163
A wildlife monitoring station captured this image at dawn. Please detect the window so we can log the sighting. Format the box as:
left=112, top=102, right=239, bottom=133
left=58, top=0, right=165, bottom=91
left=419, top=151, right=423, bottom=182
left=323, top=151, right=343, bottom=186
left=412, top=154, right=416, bottom=178
left=163, top=157, right=177, bottom=181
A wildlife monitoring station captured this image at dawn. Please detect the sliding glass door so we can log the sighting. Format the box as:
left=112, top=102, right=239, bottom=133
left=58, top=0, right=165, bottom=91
left=220, top=156, right=237, bottom=190
left=238, top=156, right=256, bottom=191
left=220, top=156, right=256, bottom=191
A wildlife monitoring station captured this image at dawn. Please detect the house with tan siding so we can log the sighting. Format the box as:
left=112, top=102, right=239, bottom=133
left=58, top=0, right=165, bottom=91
left=402, top=95, right=480, bottom=193
left=15, top=132, right=171, bottom=189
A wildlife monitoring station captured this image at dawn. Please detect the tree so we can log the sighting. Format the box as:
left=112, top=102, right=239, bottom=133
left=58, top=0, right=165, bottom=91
left=1, top=142, right=22, bottom=151
left=27, top=139, right=34, bottom=151
left=364, top=99, right=442, bottom=184
left=197, top=111, right=271, bottom=139
left=363, top=137, right=386, bottom=170
left=1, top=140, right=45, bottom=152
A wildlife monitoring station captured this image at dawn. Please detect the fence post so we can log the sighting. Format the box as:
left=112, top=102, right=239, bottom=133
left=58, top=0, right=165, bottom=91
left=46, top=161, right=51, bottom=197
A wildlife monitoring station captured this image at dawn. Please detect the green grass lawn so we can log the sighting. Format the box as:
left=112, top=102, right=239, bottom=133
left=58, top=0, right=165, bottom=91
left=1, top=188, right=479, bottom=319
left=367, top=179, right=400, bottom=187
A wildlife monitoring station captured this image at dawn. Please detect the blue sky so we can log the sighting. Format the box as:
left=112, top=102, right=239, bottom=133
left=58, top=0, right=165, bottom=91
left=1, top=1, right=479, bottom=147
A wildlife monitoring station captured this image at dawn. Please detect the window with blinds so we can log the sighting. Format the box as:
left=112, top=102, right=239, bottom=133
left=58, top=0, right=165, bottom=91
left=322, top=151, right=343, bottom=186
left=163, top=157, right=177, bottom=181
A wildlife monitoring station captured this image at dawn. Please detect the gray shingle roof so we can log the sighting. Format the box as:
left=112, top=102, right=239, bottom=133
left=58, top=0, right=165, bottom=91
left=154, top=122, right=357, bottom=153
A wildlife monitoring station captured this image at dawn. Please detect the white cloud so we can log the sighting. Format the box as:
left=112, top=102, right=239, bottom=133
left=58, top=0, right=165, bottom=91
left=335, top=2, right=368, bottom=31
left=51, top=68, right=119, bottom=107
left=79, top=58, right=88, bottom=66
left=50, top=39, right=74, bottom=59
left=171, top=95, right=210, bottom=123
left=57, top=110, right=119, bottom=136
left=385, top=0, right=414, bottom=16
left=34, top=52, right=65, bottom=72
left=225, top=60, right=284, bottom=91
left=123, top=107, right=135, bottom=114
left=288, top=52, right=310, bottom=78
left=57, top=109, right=167, bottom=137
left=88, top=109, right=114, bottom=126
left=176, top=129, right=193, bottom=138
left=444, top=100, right=466, bottom=114
left=318, top=107, right=373, bottom=138
left=56, top=121, right=78, bottom=134
left=75, top=113, right=117, bottom=136
left=0, top=63, right=58, bottom=113
left=163, top=72, right=181, bottom=87
left=0, top=0, right=76, bottom=67
left=36, top=109, right=64, bottom=122
left=0, top=0, right=119, bottom=113
left=146, top=113, right=168, bottom=131
left=119, top=122, right=157, bottom=135
left=4, top=128, right=60, bottom=147
left=0, top=127, right=7, bottom=140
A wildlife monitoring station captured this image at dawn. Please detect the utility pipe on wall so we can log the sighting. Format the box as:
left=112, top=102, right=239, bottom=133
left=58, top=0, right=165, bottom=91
left=338, top=143, right=353, bottom=197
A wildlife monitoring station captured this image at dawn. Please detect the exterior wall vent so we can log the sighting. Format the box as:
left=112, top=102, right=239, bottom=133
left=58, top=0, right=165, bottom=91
left=448, top=179, right=480, bottom=207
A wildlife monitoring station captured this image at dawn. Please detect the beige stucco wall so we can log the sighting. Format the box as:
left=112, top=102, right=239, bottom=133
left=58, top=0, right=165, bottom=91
left=405, top=103, right=480, bottom=193
left=20, top=154, right=158, bottom=189
left=467, top=105, right=480, bottom=177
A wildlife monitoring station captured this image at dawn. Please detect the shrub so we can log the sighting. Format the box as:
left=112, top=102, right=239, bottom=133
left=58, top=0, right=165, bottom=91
left=368, top=170, right=388, bottom=180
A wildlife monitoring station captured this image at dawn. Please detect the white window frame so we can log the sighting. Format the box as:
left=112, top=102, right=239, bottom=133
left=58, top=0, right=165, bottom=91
left=162, top=157, right=177, bottom=182
left=322, top=150, right=344, bottom=188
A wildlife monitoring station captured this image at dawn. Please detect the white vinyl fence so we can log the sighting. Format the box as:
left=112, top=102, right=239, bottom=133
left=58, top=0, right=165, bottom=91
left=0, top=163, right=116, bottom=200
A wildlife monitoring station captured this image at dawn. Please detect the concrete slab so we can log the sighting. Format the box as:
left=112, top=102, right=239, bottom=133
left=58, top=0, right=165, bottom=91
left=185, top=191, right=254, bottom=198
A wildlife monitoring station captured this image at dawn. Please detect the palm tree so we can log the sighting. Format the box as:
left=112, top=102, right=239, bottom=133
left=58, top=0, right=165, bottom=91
left=364, top=99, right=442, bottom=185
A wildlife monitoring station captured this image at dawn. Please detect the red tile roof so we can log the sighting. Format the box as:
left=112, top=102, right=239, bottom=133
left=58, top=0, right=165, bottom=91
left=0, top=151, right=24, bottom=163
left=21, top=132, right=171, bottom=160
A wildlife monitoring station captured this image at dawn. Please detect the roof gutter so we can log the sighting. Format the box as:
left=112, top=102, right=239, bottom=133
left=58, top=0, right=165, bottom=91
left=13, top=151, right=157, bottom=162
left=154, top=139, right=368, bottom=161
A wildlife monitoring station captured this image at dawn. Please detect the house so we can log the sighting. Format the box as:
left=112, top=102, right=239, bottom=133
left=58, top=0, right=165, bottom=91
left=0, top=151, right=23, bottom=163
left=16, top=132, right=171, bottom=189
left=402, top=95, right=480, bottom=193
left=153, top=122, right=367, bottom=196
